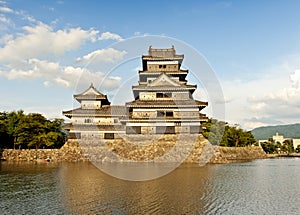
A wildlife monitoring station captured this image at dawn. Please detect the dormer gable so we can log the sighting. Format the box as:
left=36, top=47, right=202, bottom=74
left=74, top=83, right=107, bottom=101
left=148, top=73, right=181, bottom=87
left=73, top=83, right=110, bottom=108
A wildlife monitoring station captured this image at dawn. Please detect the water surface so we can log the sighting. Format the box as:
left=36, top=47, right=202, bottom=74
left=1, top=158, right=300, bottom=214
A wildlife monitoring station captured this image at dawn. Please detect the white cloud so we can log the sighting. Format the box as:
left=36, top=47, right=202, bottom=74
left=290, top=69, right=300, bottom=88
left=0, top=20, right=125, bottom=93
left=221, top=64, right=300, bottom=130
left=0, top=58, right=121, bottom=91
left=54, top=77, right=70, bottom=87
left=99, top=32, right=123, bottom=41
left=25, top=15, right=36, bottom=23
left=0, top=6, right=13, bottom=13
left=43, top=81, right=51, bottom=87
left=0, top=14, right=10, bottom=24
left=6, top=68, right=36, bottom=79
left=76, top=48, right=127, bottom=64
left=246, top=69, right=300, bottom=120
left=0, top=23, right=99, bottom=63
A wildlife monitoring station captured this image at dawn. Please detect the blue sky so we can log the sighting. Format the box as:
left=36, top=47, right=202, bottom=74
left=1, top=0, right=300, bottom=130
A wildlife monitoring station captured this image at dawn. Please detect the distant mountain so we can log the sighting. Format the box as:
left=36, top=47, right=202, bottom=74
left=251, top=123, right=300, bottom=140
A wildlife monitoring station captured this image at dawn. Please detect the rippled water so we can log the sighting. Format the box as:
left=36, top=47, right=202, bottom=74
left=1, top=158, right=300, bottom=214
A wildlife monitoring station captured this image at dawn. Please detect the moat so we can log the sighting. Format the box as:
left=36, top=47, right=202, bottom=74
left=1, top=158, right=300, bottom=214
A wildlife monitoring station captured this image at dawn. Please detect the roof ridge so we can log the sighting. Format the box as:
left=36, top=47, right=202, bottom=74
left=74, top=83, right=106, bottom=97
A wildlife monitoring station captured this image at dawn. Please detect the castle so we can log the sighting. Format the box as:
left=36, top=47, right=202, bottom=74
left=63, top=46, right=208, bottom=139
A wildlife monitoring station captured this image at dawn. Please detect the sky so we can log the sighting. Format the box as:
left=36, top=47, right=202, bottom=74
left=1, top=0, right=300, bottom=130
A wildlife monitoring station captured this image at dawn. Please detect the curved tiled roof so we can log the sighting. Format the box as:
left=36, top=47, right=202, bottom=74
left=125, top=99, right=208, bottom=108
left=63, top=124, right=125, bottom=131
left=132, top=85, right=196, bottom=94
left=63, top=105, right=127, bottom=118
left=139, top=70, right=188, bottom=75
left=142, top=46, right=184, bottom=61
left=74, top=83, right=108, bottom=101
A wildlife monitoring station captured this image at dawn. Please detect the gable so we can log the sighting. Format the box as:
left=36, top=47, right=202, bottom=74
left=78, top=83, right=105, bottom=97
left=83, top=87, right=101, bottom=95
left=148, top=73, right=180, bottom=87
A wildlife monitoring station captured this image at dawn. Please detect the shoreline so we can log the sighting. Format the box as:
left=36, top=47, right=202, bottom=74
left=1, top=136, right=267, bottom=164
left=267, top=153, right=300, bottom=158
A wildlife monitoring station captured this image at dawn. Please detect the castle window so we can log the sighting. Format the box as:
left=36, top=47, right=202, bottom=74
left=104, top=133, right=114, bottom=139
left=156, top=92, right=171, bottom=98
left=166, top=111, right=173, bottom=117
left=126, top=126, right=141, bottom=134
left=157, top=111, right=165, bottom=117
left=157, top=93, right=164, bottom=98
left=84, top=119, right=92, bottom=123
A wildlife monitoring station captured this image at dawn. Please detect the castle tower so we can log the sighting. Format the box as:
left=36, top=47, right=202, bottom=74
left=63, top=83, right=126, bottom=139
left=124, top=46, right=208, bottom=134
left=63, top=46, right=208, bottom=140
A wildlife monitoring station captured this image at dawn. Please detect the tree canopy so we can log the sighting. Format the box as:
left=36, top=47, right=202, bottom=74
left=0, top=110, right=66, bottom=149
left=202, top=118, right=256, bottom=147
left=260, top=139, right=295, bottom=154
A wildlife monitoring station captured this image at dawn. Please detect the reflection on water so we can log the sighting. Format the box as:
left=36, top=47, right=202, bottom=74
left=58, top=162, right=212, bottom=214
left=1, top=159, right=300, bottom=214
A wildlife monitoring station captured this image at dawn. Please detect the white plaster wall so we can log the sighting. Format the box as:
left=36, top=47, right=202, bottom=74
left=132, top=109, right=156, bottom=118
left=139, top=92, right=156, bottom=100
left=172, top=92, right=190, bottom=100
left=293, top=139, right=300, bottom=149
left=71, top=117, right=117, bottom=125
left=147, top=61, right=179, bottom=71
left=81, top=100, right=101, bottom=109
left=173, top=109, right=199, bottom=118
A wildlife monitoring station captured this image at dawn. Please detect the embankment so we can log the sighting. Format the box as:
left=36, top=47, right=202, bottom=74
left=1, top=135, right=266, bottom=163
left=211, top=146, right=267, bottom=163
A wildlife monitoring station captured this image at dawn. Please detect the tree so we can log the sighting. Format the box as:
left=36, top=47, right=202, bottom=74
left=203, top=118, right=256, bottom=147
left=16, top=113, right=66, bottom=149
left=7, top=110, right=25, bottom=149
left=202, top=118, right=226, bottom=145
left=0, top=110, right=66, bottom=149
left=261, top=141, right=277, bottom=154
left=283, top=139, right=294, bottom=153
left=0, top=112, right=10, bottom=148
left=28, top=132, right=59, bottom=149
left=16, top=113, right=46, bottom=149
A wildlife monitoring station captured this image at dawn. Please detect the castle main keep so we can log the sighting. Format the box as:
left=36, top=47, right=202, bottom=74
left=63, top=46, right=208, bottom=139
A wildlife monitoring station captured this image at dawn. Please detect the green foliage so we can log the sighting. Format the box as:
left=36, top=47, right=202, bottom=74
left=7, top=110, right=25, bottom=148
left=283, top=139, right=294, bottom=153
left=203, top=118, right=256, bottom=147
left=202, top=118, right=226, bottom=145
left=251, top=123, right=300, bottom=140
left=0, top=110, right=66, bottom=149
left=0, top=112, right=10, bottom=148
left=260, top=141, right=278, bottom=154
left=260, top=139, right=295, bottom=154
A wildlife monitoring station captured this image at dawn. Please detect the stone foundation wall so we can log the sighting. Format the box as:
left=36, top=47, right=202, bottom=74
left=210, top=146, right=267, bottom=164
left=1, top=140, right=88, bottom=162
left=1, top=135, right=266, bottom=163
